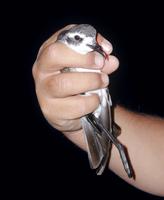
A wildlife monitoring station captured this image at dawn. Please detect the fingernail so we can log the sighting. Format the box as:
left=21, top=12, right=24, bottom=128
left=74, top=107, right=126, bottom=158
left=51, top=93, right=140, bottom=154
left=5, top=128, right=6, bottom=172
left=101, top=74, right=109, bottom=85
left=101, top=39, right=113, bottom=53
left=94, top=52, right=104, bottom=68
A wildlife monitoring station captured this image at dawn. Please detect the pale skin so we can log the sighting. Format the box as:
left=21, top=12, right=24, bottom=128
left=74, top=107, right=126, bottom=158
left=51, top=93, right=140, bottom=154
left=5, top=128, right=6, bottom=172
left=32, top=25, right=164, bottom=196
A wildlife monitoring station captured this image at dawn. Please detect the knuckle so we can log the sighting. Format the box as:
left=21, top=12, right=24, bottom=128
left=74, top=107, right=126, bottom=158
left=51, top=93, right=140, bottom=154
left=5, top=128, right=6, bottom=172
left=114, top=56, right=120, bottom=68
left=83, top=73, right=103, bottom=91
left=32, top=62, right=42, bottom=83
left=79, top=98, right=87, bottom=115
left=91, top=94, right=100, bottom=109
left=39, top=43, right=59, bottom=63
left=39, top=38, right=57, bottom=54
left=55, top=118, right=68, bottom=128
left=45, top=44, right=57, bottom=58
left=40, top=100, right=50, bottom=118
left=54, top=119, right=81, bottom=132
left=78, top=95, right=100, bottom=116
left=86, top=52, right=95, bottom=66
left=32, top=63, right=37, bottom=80
left=94, top=73, right=103, bottom=88
left=40, top=37, right=51, bottom=50
left=54, top=75, right=70, bottom=94
left=64, top=24, right=77, bottom=29
left=72, top=97, right=87, bottom=117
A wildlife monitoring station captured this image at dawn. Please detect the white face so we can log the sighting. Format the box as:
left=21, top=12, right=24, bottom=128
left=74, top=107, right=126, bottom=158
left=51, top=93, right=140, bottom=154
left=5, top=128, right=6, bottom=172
left=64, top=32, right=95, bottom=55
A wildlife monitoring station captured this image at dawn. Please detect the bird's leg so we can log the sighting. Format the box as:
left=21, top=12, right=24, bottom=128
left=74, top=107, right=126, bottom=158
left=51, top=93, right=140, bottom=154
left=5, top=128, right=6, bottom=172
left=86, top=113, right=133, bottom=178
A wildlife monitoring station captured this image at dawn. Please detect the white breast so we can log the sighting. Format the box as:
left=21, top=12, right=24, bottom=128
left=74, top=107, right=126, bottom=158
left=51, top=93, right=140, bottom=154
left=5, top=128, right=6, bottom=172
left=73, top=68, right=107, bottom=118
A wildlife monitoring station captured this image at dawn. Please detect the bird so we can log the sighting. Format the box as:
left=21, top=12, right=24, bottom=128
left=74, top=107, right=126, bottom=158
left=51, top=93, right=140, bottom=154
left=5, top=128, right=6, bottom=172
left=57, top=24, right=133, bottom=177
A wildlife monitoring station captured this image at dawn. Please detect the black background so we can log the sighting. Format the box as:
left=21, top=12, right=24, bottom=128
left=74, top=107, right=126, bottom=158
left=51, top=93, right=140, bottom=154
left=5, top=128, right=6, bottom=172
left=3, top=1, right=164, bottom=199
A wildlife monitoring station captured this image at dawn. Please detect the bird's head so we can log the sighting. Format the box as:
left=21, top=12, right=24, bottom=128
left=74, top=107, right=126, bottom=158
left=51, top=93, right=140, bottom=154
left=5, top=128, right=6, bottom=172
left=57, top=24, right=106, bottom=57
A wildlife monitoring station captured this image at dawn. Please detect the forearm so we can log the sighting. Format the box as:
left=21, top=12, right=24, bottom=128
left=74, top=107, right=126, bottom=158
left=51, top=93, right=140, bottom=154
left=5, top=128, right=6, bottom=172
left=66, top=105, right=164, bottom=196
left=110, top=106, right=164, bottom=196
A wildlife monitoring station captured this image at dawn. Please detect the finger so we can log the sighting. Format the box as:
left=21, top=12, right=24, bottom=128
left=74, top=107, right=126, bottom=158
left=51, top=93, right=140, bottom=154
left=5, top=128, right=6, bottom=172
left=96, top=34, right=119, bottom=74
left=101, top=55, right=119, bottom=74
left=41, top=94, right=100, bottom=120
left=37, top=24, right=77, bottom=57
left=97, top=33, right=113, bottom=55
left=50, top=118, right=82, bottom=133
left=41, top=27, right=112, bottom=56
left=42, top=72, right=109, bottom=98
left=36, top=42, right=105, bottom=72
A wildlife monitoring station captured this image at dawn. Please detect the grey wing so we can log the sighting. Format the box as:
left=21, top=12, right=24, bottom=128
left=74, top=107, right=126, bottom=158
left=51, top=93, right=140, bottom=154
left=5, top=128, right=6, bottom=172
left=96, top=88, right=113, bottom=175
left=81, top=117, right=104, bottom=168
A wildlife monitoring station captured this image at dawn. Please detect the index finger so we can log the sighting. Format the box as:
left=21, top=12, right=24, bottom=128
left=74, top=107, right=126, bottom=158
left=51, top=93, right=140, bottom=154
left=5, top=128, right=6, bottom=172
left=35, top=25, right=114, bottom=73
left=39, top=24, right=76, bottom=53
left=36, top=42, right=105, bottom=72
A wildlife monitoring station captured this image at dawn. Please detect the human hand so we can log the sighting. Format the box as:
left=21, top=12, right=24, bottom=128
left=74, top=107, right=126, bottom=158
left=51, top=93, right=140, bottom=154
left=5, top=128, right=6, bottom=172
left=32, top=24, right=119, bottom=141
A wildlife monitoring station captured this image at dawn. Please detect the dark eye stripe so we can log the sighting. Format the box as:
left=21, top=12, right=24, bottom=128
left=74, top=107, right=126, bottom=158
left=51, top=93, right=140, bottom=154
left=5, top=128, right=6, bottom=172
left=74, top=35, right=83, bottom=42
left=75, top=35, right=80, bottom=40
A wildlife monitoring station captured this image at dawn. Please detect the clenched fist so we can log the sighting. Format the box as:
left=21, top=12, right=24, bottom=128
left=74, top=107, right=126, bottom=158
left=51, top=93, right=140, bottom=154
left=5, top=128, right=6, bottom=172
left=32, top=24, right=119, bottom=147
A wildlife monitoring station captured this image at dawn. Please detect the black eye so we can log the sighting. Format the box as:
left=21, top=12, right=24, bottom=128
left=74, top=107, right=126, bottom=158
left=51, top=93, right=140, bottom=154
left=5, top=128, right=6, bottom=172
left=74, top=35, right=82, bottom=41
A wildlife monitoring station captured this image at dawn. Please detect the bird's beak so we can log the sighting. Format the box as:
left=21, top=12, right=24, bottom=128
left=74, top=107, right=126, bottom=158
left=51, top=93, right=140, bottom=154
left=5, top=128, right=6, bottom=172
left=87, top=43, right=107, bottom=58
